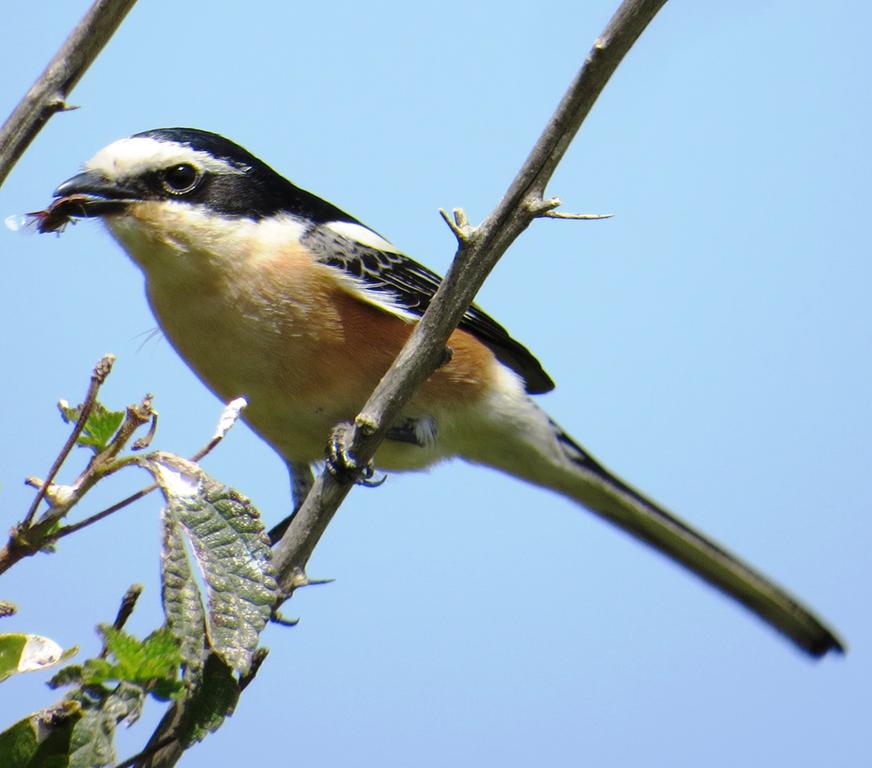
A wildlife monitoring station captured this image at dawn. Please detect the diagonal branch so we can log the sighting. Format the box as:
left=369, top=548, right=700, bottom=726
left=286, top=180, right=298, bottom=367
left=0, top=0, right=137, bottom=190
left=272, top=0, right=669, bottom=589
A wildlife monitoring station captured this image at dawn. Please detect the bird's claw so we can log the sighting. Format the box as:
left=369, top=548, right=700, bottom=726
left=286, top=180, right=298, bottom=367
left=326, top=422, right=386, bottom=487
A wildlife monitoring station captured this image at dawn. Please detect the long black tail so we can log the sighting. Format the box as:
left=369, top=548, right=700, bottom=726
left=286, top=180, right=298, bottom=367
left=470, top=406, right=844, bottom=658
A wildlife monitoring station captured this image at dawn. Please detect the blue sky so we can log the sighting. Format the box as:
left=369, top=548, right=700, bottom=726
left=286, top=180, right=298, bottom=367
left=1, top=1, right=869, bottom=766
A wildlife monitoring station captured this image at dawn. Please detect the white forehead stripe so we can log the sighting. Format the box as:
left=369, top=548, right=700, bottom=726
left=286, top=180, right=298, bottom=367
left=326, top=220, right=401, bottom=254
left=84, top=136, right=247, bottom=180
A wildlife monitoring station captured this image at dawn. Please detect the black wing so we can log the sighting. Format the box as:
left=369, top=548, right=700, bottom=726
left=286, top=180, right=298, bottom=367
left=304, top=223, right=555, bottom=395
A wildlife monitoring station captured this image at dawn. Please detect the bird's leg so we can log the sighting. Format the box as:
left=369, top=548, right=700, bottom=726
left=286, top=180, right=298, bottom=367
left=268, top=461, right=315, bottom=545
left=385, top=416, right=438, bottom=447
left=290, top=461, right=315, bottom=509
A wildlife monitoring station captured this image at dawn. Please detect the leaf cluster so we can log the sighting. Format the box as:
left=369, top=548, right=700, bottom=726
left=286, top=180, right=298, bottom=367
left=1, top=379, right=276, bottom=766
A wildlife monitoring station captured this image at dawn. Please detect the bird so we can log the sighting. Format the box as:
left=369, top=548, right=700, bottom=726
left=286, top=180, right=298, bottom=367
left=41, top=127, right=842, bottom=658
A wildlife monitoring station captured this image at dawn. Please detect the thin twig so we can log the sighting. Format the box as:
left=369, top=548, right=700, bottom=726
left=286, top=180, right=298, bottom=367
left=190, top=397, right=247, bottom=462
left=542, top=211, right=614, bottom=220
left=55, top=398, right=247, bottom=540
left=111, top=584, right=143, bottom=631
left=0, top=394, right=238, bottom=574
left=98, top=584, right=143, bottom=658
left=53, top=484, right=155, bottom=540
left=0, top=0, right=138, bottom=190
left=23, top=354, right=115, bottom=526
left=272, top=0, right=669, bottom=590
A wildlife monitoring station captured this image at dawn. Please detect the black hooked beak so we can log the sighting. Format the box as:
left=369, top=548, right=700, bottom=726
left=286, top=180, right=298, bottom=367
left=34, top=171, right=142, bottom=233
left=53, top=171, right=141, bottom=215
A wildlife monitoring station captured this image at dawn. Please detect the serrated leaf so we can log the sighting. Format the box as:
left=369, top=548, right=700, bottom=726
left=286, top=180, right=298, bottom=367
left=0, top=633, right=70, bottom=682
left=58, top=400, right=81, bottom=424
left=74, top=628, right=181, bottom=698
left=175, top=652, right=239, bottom=748
left=161, top=512, right=208, bottom=682
left=80, top=658, right=114, bottom=686
left=147, top=453, right=276, bottom=676
left=136, top=627, right=183, bottom=683
left=102, top=626, right=182, bottom=694
left=48, top=663, right=84, bottom=689
left=59, top=400, right=125, bottom=453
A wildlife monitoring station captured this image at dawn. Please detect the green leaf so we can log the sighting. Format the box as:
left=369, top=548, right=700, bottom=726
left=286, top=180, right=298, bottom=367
left=79, top=658, right=114, bottom=686
left=59, top=400, right=125, bottom=453
left=75, top=627, right=182, bottom=698
left=161, top=512, right=208, bottom=683
left=48, top=664, right=83, bottom=689
left=58, top=401, right=81, bottom=424
left=67, top=682, right=145, bottom=768
left=175, top=652, right=240, bottom=747
left=108, top=681, right=146, bottom=728
left=0, top=716, right=41, bottom=768
left=0, top=701, right=80, bottom=768
left=0, top=635, right=25, bottom=681
left=68, top=708, right=115, bottom=768
left=105, top=626, right=182, bottom=696
left=0, top=633, right=71, bottom=682
left=147, top=453, right=276, bottom=677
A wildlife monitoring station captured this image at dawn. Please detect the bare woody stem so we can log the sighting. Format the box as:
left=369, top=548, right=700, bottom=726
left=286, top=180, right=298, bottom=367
left=22, top=354, right=115, bottom=526
left=53, top=397, right=246, bottom=540
left=0, top=0, right=137, bottom=190
left=3, top=384, right=235, bottom=574
left=271, top=0, right=669, bottom=589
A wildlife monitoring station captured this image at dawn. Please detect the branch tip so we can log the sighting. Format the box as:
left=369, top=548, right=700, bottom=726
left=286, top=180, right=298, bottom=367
left=354, top=413, right=378, bottom=436
left=99, top=584, right=143, bottom=657
left=542, top=210, right=613, bottom=221
left=131, top=407, right=158, bottom=451
left=299, top=576, right=335, bottom=588
left=439, top=207, right=474, bottom=243
left=531, top=196, right=612, bottom=221
left=93, top=353, right=116, bottom=383
left=529, top=196, right=562, bottom=215
left=271, top=613, right=300, bottom=627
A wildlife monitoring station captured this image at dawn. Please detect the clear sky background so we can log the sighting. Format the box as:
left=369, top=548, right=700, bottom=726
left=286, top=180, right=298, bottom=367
left=1, top=1, right=869, bottom=766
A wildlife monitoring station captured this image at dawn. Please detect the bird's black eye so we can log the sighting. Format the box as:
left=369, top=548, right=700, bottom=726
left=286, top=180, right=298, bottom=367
left=160, top=164, right=201, bottom=195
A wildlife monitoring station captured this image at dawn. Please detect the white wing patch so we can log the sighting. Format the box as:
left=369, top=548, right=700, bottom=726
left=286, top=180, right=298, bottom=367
left=325, top=220, right=402, bottom=254
left=324, top=266, right=419, bottom=322
left=85, top=136, right=247, bottom=182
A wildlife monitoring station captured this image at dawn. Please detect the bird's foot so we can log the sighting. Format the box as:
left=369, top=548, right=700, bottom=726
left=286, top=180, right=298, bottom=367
left=326, top=422, right=386, bottom=487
